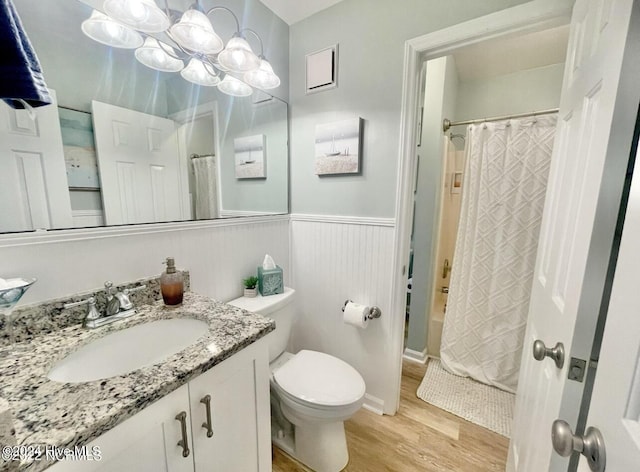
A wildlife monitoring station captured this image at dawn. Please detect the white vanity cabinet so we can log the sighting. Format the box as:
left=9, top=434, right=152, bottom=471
left=50, top=338, right=271, bottom=472
left=188, top=340, right=271, bottom=472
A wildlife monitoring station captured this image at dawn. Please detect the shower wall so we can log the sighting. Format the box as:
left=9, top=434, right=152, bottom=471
left=405, top=56, right=458, bottom=357
left=427, top=143, right=465, bottom=356
left=455, top=63, right=565, bottom=129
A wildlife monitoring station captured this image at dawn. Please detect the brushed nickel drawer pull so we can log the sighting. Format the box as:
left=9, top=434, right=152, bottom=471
left=201, top=394, right=214, bottom=438
left=175, top=411, right=190, bottom=457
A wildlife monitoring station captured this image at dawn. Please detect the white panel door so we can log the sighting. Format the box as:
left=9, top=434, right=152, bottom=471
left=0, top=90, right=72, bottom=232
left=508, top=0, right=634, bottom=470
left=576, top=139, right=640, bottom=470
left=92, top=101, right=187, bottom=225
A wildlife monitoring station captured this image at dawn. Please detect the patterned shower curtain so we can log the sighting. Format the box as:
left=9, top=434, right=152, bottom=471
left=440, top=115, right=557, bottom=393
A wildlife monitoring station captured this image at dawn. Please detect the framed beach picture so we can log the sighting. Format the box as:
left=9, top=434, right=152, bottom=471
left=314, top=117, right=363, bottom=175
left=235, top=134, right=266, bottom=179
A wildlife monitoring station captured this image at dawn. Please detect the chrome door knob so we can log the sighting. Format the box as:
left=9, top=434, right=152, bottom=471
left=533, top=339, right=565, bottom=369
left=552, top=420, right=606, bottom=472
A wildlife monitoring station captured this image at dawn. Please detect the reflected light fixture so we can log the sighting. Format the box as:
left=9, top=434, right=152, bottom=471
left=245, top=57, right=280, bottom=90
left=181, top=58, right=220, bottom=87
left=135, top=37, right=184, bottom=72
left=81, top=10, right=143, bottom=49
left=217, top=75, right=252, bottom=97
left=169, top=9, right=223, bottom=55
left=104, top=0, right=170, bottom=33
left=81, top=2, right=281, bottom=98
left=218, top=34, right=260, bottom=72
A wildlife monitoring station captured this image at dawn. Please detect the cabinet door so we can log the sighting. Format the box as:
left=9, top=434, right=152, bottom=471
left=50, top=384, right=194, bottom=472
left=189, top=339, right=271, bottom=472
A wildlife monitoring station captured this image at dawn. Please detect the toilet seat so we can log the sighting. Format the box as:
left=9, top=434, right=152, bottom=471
left=273, top=350, right=366, bottom=408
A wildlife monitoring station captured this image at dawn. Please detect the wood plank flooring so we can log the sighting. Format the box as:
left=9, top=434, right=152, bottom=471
left=272, top=360, right=508, bottom=472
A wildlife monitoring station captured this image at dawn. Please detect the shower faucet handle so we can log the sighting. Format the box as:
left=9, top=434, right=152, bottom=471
left=442, top=259, right=451, bottom=279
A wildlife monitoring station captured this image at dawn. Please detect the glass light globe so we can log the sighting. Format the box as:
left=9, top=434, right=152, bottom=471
left=169, top=9, right=224, bottom=55
left=104, top=0, right=170, bottom=33
left=244, top=58, right=280, bottom=90
left=81, top=10, right=143, bottom=49
left=218, top=35, right=261, bottom=73
left=217, top=75, right=253, bottom=97
left=181, top=58, right=220, bottom=86
left=135, top=38, right=184, bottom=72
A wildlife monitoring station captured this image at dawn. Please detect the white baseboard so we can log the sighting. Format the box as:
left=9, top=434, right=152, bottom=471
left=403, top=347, right=428, bottom=364
left=362, top=393, right=384, bottom=416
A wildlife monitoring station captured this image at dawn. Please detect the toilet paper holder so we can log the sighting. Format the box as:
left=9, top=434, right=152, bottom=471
left=342, top=300, right=382, bottom=320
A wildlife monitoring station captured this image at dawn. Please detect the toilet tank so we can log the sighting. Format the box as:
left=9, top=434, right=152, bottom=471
left=227, top=287, right=295, bottom=362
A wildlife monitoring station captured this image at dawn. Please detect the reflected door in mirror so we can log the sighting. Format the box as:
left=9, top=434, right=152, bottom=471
left=92, top=101, right=189, bottom=225
left=0, top=91, right=72, bottom=232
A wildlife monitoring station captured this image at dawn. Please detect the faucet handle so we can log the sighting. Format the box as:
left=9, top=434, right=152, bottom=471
left=117, top=285, right=147, bottom=311
left=64, top=296, right=101, bottom=323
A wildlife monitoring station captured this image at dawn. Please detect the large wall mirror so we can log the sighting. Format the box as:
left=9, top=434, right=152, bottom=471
left=1, top=0, right=289, bottom=234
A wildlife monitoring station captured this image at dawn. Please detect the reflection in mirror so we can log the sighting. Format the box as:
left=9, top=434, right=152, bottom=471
left=1, top=0, right=289, bottom=234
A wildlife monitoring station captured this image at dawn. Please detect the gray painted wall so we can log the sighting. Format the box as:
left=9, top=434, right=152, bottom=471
left=455, top=63, right=565, bottom=125
left=218, top=98, right=289, bottom=213
left=288, top=0, right=532, bottom=218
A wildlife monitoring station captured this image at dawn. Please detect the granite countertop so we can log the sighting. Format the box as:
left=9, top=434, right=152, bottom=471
left=0, top=292, right=275, bottom=471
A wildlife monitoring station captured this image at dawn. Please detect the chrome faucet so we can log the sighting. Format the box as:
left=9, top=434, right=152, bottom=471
left=104, top=281, right=121, bottom=317
left=63, top=282, right=146, bottom=329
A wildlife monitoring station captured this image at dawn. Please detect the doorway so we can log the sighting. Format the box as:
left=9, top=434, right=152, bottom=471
left=387, top=0, right=575, bottom=450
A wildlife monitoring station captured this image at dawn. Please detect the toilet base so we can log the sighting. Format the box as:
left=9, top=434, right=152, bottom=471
left=272, top=420, right=349, bottom=472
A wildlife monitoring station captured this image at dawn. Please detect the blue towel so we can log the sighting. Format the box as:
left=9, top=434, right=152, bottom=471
left=0, top=0, right=51, bottom=109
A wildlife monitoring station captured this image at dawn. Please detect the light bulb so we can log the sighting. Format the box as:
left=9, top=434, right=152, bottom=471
left=128, top=1, right=146, bottom=20
left=104, top=21, right=120, bottom=38
left=169, top=9, right=223, bottom=55
left=180, top=58, right=220, bottom=86
left=135, top=37, right=184, bottom=72
left=104, top=0, right=170, bottom=33
left=82, top=10, right=143, bottom=49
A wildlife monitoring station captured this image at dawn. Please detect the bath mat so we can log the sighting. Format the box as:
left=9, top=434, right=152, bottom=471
left=416, top=358, right=515, bottom=437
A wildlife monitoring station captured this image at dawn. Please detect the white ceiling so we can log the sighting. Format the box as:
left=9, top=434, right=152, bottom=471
left=258, top=0, right=346, bottom=25
left=453, top=25, right=571, bottom=82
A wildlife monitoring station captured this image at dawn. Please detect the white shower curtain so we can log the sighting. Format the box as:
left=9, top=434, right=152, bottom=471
left=440, top=115, right=557, bottom=393
left=192, top=156, right=219, bottom=220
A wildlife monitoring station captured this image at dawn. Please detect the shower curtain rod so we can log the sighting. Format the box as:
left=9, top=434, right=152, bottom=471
left=442, top=108, right=559, bottom=132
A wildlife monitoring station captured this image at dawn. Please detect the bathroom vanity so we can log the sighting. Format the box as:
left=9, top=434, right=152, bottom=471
left=0, top=292, right=275, bottom=471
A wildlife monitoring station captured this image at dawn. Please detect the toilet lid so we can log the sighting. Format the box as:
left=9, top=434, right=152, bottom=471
left=273, top=350, right=366, bottom=407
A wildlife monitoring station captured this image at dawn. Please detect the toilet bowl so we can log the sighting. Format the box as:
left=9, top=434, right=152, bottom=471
left=228, top=288, right=366, bottom=472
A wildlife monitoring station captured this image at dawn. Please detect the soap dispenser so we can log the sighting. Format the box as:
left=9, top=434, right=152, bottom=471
left=161, top=257, right=184, bottom=306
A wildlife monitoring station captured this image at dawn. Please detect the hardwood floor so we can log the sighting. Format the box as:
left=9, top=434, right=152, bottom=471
left=272, top=360, right=509, bottom=472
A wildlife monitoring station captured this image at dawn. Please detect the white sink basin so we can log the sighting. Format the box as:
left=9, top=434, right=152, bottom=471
left=47, top=318, right=208, bottom=383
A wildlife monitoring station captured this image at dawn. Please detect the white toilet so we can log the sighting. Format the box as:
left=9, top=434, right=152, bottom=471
left=228, top=288, right=365, bottom=472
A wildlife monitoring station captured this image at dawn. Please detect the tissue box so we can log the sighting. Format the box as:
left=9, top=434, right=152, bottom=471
left=258, top=265, right=283, bottom=296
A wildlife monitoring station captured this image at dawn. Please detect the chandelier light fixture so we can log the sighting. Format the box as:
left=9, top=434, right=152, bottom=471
left=81, top=0, right=281, bottom=97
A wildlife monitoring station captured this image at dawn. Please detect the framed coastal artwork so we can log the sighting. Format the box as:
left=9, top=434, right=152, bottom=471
left=234, top=134, right=266, bottom=179
left=314, top=117, right=363, bottom=175
left=58, top=107, right=100, bottom=189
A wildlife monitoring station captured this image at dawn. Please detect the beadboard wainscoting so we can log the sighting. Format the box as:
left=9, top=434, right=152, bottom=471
left=289, top=214, right=396, bottom=414
left=0, top=216, right=289, bottom=305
